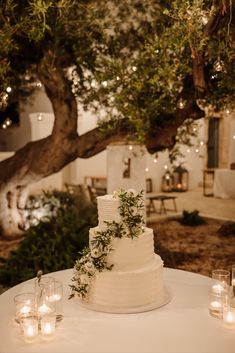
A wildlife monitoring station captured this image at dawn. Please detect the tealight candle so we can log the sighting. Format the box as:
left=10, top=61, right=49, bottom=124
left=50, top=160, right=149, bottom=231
left=19, top=305, right=31, bottom=315
left=48, top=293, right=62, bottom=302
left=209, top=290, right=226, bottom=318
left=14, top=293, right=36, bottom=323
left=38, top=303, right=52, bottom=315
left=47, top=281, right=63, bottom=321
left=41, top=315, right=56, bottom=338
left=223, top=305, right=235, bottom=327
left=211, top=283, right=227, bottom=294
left=21, top=318, right=38, bottom=341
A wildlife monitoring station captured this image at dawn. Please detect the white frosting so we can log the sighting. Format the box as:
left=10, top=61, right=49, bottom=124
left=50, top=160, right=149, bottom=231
left=89, top=227, right=155, bottom=271
left=88, top=255, right=164, bottom=309
left=97, top=194, right=121, bottom=230
left=83, top=191, right=165, bottom=312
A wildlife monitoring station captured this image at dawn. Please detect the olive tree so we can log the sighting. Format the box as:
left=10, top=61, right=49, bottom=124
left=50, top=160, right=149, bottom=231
left=0, top=0, right=234, bottom=238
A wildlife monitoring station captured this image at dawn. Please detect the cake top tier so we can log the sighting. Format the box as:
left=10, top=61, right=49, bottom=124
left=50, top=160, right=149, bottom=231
left=97, top=189, right=144, bottom=234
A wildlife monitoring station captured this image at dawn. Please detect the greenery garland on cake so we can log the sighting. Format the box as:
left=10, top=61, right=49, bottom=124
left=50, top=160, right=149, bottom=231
left=69, top=189, right=144, bottom=300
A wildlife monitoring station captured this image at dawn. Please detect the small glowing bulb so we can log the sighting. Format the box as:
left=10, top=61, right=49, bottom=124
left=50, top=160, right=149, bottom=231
left=145, top=167, right=149, bottom=172
left=132, top=66, right=137, bottom=72
left=2, top=123, right=7, bottom=129
left=233, top=135, right=235, bottom=140
left=155, top=49, right=159, bottom=54
left=37, top=113, right=43, bottom=121
left=91, top=80, right=96, bottom=88
left=186, top=148, right=190, bottom=153
left=102, top=81, right=108, bottom=87
left=177, top=98, right=185, bottom=109
left=154, top=158, right=158, bottom=163
left=129, top=145, right=133, bottom=150
left=5, top=118, right=12, bottom=126
left=3, top=93, right=8, bottom=101
left=200, top=141, right=204, bottom=146
left=36, top=81, right=42, bottom=88
left=195, top=148, right=199, bottom=153
left=6, top=86, right=12, bottom=93
left=226, top=109, right=230, bottom=115
left=116, top=76, right=120, bottom=81
left=164, top=165, right=168, bottom=170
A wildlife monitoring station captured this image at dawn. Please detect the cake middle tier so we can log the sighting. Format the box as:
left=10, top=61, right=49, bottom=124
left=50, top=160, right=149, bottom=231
left=89, top=226, right=155, bottom=271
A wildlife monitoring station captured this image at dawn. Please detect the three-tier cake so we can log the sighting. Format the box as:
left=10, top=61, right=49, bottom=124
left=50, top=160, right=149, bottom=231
left=70, top=189, right=169, bottom=313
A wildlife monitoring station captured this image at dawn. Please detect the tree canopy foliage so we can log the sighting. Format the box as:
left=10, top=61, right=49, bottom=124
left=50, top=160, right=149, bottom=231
left=0, top=0, right=234, bottom=149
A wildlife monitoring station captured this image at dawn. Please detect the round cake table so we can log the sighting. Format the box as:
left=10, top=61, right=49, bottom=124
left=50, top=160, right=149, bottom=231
left=0, top=268, right=234, bottom=353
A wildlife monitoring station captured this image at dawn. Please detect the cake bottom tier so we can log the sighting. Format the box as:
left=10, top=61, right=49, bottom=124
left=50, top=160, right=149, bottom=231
left=80, top=254, right=167, bottom=313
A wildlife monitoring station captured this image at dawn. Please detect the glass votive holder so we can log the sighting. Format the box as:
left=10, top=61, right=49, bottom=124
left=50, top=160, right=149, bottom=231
left=41, top=313, right=56, bottom=339
left=14, top=292, right=37, bottom=324
left=223, top=304, right=235, bottom=328
left=20, top=316, right=39, bottom=342
left=209, top=290, right=228, bottom=318
left=211, top=269, right=230, bottom=294
left=47, top=280, right=63, bottom=322
left=35, top=276, right=55, bottom=317
left=35, top=276, right=55, bottom=301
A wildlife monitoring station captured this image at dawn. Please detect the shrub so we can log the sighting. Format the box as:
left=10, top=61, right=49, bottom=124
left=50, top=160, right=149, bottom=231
left=0, top=190, right=98, bottom=287
left=179, top=209, right=207, bottom=226
left=217, top=222, right=235, bottom=237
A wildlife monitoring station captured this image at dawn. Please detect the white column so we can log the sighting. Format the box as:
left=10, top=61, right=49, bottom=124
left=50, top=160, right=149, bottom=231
left=107, top=143, right=147, bottom=194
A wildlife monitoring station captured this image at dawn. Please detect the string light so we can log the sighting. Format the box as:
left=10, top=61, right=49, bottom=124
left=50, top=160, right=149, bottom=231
left=101, top=81, right=108, bottom=88
left=153, top=158, right=158, bottom=163
left=186, top=148, right=190, bottom=153
left=5, top=117, right=12, bottom=126
left=145, top=167, right=149, bottom=172
left=116, top=76, right=120, bottom=81
left=132, top=66, right=137, bottom=72
left=6, top=87, right=12, bottom=93
left=226, top=109, right=230, bottom=115
left=200, top=141, right=204, bottom=146
left=37, top=113, right=43, bottom=121
left=164, top=165, right=168, bottom=170
left=35, top=81, right=42, bottom=88
left=195, top=148, right=199, bottom=153
left=177, top=97, right=186, bottom=109
left=233, top=135, right=235, bottom=140
left=128, top=145, right=133, bottom=150
left=2, top=123, right=7, bottom=129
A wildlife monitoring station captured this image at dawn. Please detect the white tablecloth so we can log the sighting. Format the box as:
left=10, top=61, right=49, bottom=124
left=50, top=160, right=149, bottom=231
left=0, top=268, right=234, bottom=353
left=214, top=169, right=235, bottom=199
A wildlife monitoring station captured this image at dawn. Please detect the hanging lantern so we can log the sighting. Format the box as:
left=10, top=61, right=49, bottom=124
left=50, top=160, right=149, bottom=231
left=161, top=171, right=174, bottom=192
left=173, top=165, right=189, bottom=192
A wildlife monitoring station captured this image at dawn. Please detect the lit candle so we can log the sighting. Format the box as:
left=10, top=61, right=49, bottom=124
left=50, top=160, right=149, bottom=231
left=41, top=316, right=56, bottom=337
left=211, top=284, right=225, bottom=294
left=210, top=300, right=222, bottom=309
left=19, top=305, right=31, bottom=315
left=223, top=307, right=235, bottom=327
left=47, top=293, right=61, bottom=302
left=38, top=303, right=52, bottom=315
left=22, top=318, right=38, bottom=340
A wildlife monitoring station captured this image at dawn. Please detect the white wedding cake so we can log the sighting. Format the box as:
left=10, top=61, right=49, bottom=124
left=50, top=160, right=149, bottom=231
left=70, top=189, right=168, bottom=313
